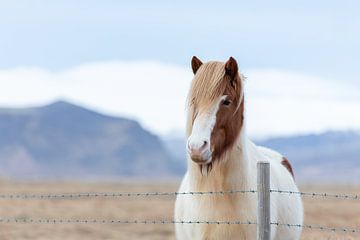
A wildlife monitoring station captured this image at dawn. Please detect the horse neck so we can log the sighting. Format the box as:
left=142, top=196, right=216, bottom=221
left=187, top=129, right=254, bottom=192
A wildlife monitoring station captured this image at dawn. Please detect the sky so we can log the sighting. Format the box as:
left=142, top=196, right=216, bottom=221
left=0, top=1, right=359, bottom=138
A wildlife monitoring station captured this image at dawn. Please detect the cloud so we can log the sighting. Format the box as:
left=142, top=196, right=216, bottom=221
left=0, top=61, right=359, bottom=138
left=245, top=70, right=360, bottom=137
left=0, top=61, right=192, bottom=135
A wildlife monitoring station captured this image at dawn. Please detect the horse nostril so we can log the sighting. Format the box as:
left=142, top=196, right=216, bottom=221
left=200, top=140, right=208, bottom=151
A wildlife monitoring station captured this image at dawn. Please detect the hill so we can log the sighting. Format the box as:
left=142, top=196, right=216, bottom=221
left=259, top=131, right=360, bottom=183
left=1, top=100, right=358, bottom=183
left=0, top=101, right=182, bottom=179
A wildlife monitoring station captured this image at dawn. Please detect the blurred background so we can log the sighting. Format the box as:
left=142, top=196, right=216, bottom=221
left=0, top=1, right=359, bottom=239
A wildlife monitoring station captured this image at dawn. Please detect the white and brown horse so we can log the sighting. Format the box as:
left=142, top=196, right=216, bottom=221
left=175, top=57, right=303, bottom=240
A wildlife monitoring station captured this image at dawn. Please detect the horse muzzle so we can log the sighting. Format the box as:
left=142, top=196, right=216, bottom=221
left=188, top=145, right=212, bottom=164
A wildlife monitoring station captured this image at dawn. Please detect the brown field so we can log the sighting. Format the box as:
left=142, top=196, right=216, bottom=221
left=0, top=181, right=359, bottom=240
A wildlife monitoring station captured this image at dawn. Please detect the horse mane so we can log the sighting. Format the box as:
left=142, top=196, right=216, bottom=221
left=187, top=61, right=226, bottom=110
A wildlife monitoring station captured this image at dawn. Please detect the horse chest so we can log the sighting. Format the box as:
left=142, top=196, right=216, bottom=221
left=188, top=196, right=256, bottom=239
left=199, top=224, right=249, bottom=240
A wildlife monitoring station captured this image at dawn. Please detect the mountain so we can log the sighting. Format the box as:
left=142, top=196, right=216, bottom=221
left=0, top=101, right=183, bottom=179
left=164, top=131, right=360, bottom=184
left=258, top=131, right=360, bottom=184
left=1, top=100, right=358, bottom=183
left=162, top=135, right=186, bottom=164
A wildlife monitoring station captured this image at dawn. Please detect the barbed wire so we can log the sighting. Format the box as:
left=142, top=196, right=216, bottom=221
left=270, top=189, right=360, bottom=200
left=272, top=222, right=360, bottom=234
left=0, top=218, right=256, bottom=225
left=1, top=188, right=359, bottom=234
left=0, top=218, right=359, bottom=233
left=0, top=190, right=256, bottom=199
left=0, top=189, right=359, bottom=200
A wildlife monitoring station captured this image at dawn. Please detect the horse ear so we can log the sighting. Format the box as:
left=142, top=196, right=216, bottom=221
left=225, top=57, right=238, bottom=78
left=191, top=56, right=203, bottom=74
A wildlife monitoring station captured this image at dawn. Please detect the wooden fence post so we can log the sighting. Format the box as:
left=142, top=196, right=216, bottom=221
left=257, top=161, right=271, bottom=240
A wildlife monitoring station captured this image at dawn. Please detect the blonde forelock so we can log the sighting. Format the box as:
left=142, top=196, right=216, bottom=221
left=187, top=61, right=227, bottom=110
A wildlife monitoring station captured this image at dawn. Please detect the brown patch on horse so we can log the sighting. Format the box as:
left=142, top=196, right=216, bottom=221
left=210, top=58, right=244, bottom=160
left=211, top=96, right=244, bottom=160
left=281, top=157, right=294, bottom=178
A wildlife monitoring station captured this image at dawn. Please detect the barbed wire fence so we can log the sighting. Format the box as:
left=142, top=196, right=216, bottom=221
left=0, top=162, right=359, bottom=239
left=0, top=189, right=359, bottom=200
left=0, top=218, right=359, bottom=234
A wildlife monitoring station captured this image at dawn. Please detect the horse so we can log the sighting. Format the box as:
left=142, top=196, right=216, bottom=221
left=174, top=56, right=303, bottom=240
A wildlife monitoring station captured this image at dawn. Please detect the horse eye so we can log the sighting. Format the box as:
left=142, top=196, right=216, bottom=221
left=223, top=99, right=232, bottom=106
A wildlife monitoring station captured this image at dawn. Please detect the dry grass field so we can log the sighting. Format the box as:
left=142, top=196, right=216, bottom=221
left=0, top=181, right=359, bottom=240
